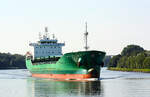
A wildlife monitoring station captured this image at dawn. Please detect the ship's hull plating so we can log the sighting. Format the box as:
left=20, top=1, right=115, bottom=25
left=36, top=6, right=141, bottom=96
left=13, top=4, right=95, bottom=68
left=26, top=50, right=105, bottom=79
left=32, top=74, right=92, bottom=79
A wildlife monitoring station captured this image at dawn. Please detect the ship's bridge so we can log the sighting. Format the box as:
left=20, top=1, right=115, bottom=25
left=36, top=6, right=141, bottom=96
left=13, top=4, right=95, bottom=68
left=39, top=39, right=57, bottom=43
left=29, top=27, right=65, bottom=59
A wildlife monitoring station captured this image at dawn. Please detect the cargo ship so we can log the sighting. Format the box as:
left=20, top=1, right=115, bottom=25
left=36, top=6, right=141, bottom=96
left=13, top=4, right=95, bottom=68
left=26, top=24, right=106, bottom=79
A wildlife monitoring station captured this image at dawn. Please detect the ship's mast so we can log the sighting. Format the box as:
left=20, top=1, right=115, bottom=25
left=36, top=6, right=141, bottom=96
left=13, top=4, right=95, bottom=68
left=84, top=22, right=89, bottom=51
left=44, top=27, right=48, bottom=39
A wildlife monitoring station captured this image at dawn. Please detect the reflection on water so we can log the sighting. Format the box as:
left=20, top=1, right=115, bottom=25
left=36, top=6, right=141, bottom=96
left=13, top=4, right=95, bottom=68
left=1, top=69, right=150, bottom=97
left=27, top=78, right=103, bottom=97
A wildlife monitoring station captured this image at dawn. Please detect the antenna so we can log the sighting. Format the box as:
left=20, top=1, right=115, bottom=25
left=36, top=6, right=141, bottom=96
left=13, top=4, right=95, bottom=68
left=45, top=27, right=48, bottom=32
left=44, top=27, right=48, bottom=39
left=39, top=32, right=42, bottom=40
left=53, top=34, right=55, bottom=39
left=84, top=22, right=89, bottom=51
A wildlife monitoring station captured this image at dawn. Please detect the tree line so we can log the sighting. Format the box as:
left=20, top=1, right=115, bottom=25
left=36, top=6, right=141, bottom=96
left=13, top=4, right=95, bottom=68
left=1, top=45, right=149, bottom=69
left=108, top=45, right=150, bottom=69
left=0, top=53, right=26, bottom=69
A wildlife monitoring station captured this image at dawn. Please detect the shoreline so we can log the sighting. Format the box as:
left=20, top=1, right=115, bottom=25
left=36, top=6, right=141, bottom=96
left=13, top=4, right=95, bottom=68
left=108, top=67, right=150, bottom=73
left=0, top=67, right=26, bottom=70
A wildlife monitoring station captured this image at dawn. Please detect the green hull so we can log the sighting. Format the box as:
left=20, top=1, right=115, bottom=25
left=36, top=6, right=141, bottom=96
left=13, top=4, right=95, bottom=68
left=26, top=50, right=105, bottom=79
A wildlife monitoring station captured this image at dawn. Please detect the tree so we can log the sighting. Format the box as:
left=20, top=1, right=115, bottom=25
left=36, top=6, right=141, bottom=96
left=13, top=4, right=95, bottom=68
left=135, top=53, right=146, bottom=69
left=117, top=56, right=128, bottom=68
left=121, top=45, right=144, bottom=56
left=143, top=57, right=150, bottom=69
left=108, top=54, right=121, bottom=67
left=104, top=56, right=112, bottom=66
left=107, top=45, right=150, bottom=69
left=129, top=56, right=136, bottom=69
left=0, top=53, right=26, bottom=69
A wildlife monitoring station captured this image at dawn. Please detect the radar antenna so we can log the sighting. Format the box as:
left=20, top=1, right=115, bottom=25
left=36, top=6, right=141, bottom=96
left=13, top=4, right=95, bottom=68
left=84, top=22, right=89, bottom=51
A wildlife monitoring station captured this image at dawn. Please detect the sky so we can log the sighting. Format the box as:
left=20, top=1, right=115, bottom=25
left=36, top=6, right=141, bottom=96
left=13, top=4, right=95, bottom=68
left=0, top=0, right=150, bottom=55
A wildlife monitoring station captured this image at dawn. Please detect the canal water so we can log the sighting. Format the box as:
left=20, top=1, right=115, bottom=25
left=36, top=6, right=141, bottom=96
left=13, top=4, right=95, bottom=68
left=0, top=68, right=150, bottom=97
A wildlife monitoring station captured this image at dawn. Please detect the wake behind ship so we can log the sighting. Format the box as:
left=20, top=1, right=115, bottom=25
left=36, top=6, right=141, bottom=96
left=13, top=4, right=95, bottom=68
left=26, top=26, right=105, bottom=79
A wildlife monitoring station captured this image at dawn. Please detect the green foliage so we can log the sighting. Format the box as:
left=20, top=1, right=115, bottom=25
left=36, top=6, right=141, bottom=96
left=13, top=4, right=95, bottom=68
left=0, top=53, right=26, bottom=69
left=121, top=45, right=144, bottom=56
left=108, top=44, right=150, bottom=70
left=143, top=57, right=150, bottom=69
left=135, top=53, right=146, bottom=69
left=108, top=67, right=150, bottom=73
left=129, top=56, right=136, bottom=68
left=108, top=54, right=121, bottom=67
left=104, top=56, right=112, bottom=66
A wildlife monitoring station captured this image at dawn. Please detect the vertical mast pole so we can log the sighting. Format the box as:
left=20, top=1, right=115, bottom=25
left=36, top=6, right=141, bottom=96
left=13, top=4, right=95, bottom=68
left=39, top=32, right=42, bottom=40
left=45, top=27, right=48, bottom=39
left=84, top=22, right=89, bottom=51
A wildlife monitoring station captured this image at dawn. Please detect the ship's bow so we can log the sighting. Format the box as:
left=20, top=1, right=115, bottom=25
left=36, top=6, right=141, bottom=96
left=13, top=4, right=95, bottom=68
left=65, top=50, right=106, bottom=79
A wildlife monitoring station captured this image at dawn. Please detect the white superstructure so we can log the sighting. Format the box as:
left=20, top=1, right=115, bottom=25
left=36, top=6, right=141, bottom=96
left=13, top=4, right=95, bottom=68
left=29, top=27, right=65, bottom=59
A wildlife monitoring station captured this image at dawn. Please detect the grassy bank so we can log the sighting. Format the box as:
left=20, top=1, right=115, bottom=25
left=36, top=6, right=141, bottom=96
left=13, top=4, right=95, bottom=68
left=108, top=67, right=150, bottom=73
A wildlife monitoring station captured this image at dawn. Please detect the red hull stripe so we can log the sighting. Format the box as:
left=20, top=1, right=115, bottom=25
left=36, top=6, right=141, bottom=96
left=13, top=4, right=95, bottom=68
left=32, top=73, right=92, bottom=79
